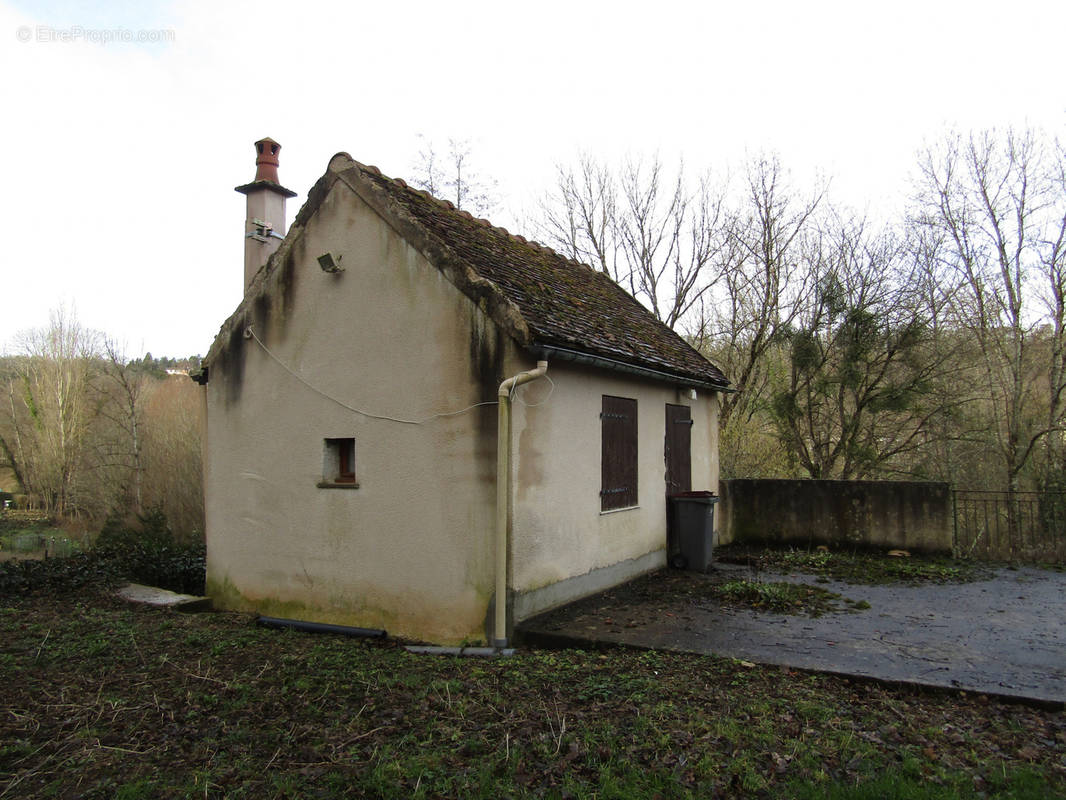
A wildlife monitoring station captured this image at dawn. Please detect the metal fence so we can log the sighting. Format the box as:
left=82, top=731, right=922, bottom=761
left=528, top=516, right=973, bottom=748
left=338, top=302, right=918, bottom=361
left=953, top=490, right=1066, bottom=562
left=0, top=531, right=77, bottom=558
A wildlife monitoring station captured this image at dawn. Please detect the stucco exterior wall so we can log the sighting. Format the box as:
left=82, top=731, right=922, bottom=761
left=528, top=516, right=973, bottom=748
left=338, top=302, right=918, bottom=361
left=205, top=179, right=511, bottom=643
left=508, top=363, right=721, bottom=620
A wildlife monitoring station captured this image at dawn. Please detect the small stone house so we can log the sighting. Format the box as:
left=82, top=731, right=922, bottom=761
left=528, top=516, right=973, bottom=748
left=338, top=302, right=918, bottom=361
left=197, top=139, right=729, bottom=645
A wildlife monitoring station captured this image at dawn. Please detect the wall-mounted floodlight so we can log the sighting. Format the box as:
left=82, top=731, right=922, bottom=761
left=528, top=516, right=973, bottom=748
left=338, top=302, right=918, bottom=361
left=317, top=252, right=344, bottom=273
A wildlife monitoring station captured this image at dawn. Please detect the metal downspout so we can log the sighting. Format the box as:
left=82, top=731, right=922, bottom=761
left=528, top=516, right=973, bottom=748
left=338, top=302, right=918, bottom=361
left=495, top=360, right=548, bottom=648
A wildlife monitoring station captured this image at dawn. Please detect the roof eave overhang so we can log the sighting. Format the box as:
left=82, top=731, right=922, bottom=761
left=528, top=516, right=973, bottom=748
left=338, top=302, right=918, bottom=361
left=528, top=342, right=732, bottom=392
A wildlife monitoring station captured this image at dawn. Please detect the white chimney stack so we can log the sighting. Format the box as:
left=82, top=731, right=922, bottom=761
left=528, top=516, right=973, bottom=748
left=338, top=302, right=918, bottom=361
left=235, top=137, right=297, bottom=293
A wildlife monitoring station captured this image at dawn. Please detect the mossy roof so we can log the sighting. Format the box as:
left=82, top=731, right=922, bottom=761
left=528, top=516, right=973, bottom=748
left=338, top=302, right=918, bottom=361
left=336, top=158, right=728, bottom=388
left=211, top=154, right=728, bottom=389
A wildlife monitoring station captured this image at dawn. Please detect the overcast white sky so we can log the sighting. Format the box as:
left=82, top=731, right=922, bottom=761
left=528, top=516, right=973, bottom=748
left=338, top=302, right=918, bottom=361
left=2, top=0, right=1064, bottom=357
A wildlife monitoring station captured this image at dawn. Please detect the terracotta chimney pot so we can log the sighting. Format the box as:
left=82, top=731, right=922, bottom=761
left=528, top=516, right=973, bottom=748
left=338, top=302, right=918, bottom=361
left=254, top=137, right=282, bottom=184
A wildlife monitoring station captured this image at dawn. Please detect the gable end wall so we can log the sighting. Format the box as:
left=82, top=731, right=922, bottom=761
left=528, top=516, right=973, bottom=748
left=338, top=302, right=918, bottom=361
left=204, top=180, right=516, bottom=643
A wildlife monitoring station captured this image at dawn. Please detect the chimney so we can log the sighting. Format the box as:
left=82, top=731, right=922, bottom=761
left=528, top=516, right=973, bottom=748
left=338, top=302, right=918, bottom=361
left=235, top=137, right=297, bottom=293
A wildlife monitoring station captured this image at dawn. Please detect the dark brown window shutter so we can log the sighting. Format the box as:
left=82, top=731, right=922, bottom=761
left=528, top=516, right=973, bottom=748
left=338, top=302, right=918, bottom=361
left=601, top=396, right=638, bottom=510
left=665, top=404, right=692, bottom=495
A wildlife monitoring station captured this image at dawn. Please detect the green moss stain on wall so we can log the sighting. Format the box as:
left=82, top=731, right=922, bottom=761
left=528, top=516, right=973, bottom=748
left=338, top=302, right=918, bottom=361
left=206, top=573, right=487, bottom=645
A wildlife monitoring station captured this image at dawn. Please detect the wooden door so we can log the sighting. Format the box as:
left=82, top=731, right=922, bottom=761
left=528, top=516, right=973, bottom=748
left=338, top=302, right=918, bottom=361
left=665, top=404, right=692, bottom=496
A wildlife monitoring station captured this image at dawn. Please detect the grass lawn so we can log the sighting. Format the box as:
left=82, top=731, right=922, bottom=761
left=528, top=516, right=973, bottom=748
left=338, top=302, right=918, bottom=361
left=2, top=590, right=1064, bottom=798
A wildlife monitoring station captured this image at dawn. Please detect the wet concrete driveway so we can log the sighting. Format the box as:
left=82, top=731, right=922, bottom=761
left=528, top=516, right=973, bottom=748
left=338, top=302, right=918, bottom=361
left=517, top=563, right=1066, bottom=706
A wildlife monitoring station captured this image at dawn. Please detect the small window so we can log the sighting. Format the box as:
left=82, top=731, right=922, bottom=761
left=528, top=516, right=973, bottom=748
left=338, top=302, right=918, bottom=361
left=601, top=396, right=637, bottom=511
left=320, top=438, right=358, bottom=488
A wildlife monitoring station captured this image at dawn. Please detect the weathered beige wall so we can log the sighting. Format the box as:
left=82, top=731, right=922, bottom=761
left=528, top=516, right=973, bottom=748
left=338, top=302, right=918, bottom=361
left=719, top=479, right=952, bottom=554
left=509, top=363, right=720, bottom=620
left=206, top=177, right=510, bottom=643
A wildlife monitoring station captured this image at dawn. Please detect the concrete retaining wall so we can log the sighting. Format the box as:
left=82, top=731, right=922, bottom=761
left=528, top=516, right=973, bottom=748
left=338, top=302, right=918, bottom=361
left=719, top=479, right=952, bottom=554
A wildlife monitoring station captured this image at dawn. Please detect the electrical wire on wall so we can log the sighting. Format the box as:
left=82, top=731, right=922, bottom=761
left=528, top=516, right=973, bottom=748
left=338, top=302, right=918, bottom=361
left=245, top=326, right=553, bottom=425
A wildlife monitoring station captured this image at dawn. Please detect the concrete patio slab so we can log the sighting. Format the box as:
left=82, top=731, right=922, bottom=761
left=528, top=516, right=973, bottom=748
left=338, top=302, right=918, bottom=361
left=516, top=563, right=1066, bottom=707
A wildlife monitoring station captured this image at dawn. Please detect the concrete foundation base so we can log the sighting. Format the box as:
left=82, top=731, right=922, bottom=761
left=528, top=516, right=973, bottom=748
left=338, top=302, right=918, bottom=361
left=513, top=548, right=665, bottom=622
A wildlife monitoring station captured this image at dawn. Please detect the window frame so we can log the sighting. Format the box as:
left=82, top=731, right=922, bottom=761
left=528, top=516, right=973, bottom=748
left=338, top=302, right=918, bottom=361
left=318, top=437, right=359, bottom=489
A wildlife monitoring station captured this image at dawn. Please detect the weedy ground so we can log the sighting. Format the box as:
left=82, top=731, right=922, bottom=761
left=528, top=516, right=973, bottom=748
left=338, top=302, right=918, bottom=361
left=708, top=578, right=870, bottom=617
left=716, top=544, right=994, bottom=585
left=2, top=588, right=1064, bottom=799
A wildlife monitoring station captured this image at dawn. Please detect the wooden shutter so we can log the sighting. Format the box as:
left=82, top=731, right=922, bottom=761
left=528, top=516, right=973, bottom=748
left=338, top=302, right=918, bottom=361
left=665, top=404, right=692, bottom=495
left=337, top=439, right=356, bottom=483
left=601, top=396, right=638, bottom=510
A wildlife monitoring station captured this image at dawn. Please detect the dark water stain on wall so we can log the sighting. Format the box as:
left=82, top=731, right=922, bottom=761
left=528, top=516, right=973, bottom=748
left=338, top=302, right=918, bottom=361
left=278, top=236, right=303, bottom=319
left=218, top=322, right=247, bottom=407
left=469, top=313, right=504, bottom=484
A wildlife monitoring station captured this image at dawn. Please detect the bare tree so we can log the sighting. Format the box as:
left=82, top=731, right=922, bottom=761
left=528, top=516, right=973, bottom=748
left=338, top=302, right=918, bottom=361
left=411, top=135, right=499, bottom=217
left=538, top=153, right=730, bottom=331
left=0, top=307, right=101, bottom=514
left=140, top=375, right=204, bottom=539
left=0, top=360, right=28, bottom=494
left=538, top=154, right=619, bottom=281
left=94, top=340, right=146, bottom=515
left=916, top=128, right=1066, bottom=493
left=699, top=156, right=826, bottom=432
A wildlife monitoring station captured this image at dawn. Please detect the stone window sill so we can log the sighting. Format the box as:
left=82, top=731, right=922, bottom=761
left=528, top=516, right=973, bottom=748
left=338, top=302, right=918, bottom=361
left=600, top=505, right=639, bottom=515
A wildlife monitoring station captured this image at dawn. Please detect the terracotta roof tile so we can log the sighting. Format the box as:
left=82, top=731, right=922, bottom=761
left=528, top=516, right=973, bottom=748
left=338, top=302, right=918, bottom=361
left=353, top=164, right=728, bottom=388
